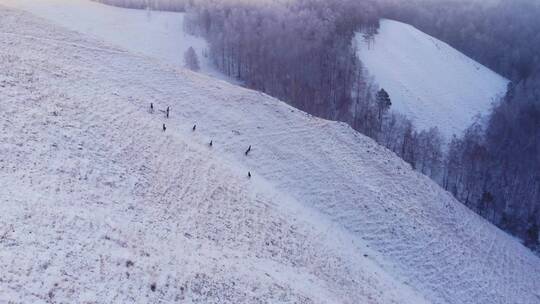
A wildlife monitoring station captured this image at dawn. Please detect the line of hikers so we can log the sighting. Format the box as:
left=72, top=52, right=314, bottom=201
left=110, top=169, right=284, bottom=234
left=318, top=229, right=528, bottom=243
left=151, top=103, right=252, bottom=179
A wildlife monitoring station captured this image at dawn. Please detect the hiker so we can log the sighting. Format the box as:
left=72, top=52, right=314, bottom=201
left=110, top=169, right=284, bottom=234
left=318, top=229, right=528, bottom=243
left=245, top=145, right=251, bottom=156
left=192, top=125, right=197, bottom=131
left=166, top=106, right=170, bottom=118
left=150, top=102, right=154, bottom=113
left=163, top=124, right=166, bottom=132
left=248, top=171, right=252, bottom=178
left=209, top=140, right=213, bottom=147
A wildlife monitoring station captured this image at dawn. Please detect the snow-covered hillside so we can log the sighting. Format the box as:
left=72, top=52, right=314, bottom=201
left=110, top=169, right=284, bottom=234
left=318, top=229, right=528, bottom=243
left=356, top=19, right=509, bottom=139
left=0, top=0, right=226, bottom=79
left=1, top=5, right=540, bottom=304
left=2, top=1, right=508, bottom=140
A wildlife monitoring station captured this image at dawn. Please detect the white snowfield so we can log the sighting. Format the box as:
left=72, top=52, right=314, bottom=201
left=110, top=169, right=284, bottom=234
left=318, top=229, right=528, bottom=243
left=356, top=19, right=509, bottom=139
left=0, top=0, right=225, bottom=79
left=1, top=5, right=539, bottom=304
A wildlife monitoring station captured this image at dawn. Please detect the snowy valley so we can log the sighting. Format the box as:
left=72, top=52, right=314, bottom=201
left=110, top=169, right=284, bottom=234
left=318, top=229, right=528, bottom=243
left=0, top=1, right=539, bottom=304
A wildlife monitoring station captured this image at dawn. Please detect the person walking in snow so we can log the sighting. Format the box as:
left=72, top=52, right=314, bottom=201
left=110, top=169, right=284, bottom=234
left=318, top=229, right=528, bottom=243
left=163, top=124, right=167, bottom=132
left=150, top=102, right=154, bottom=113
left=209, top=140, right=213, bottom=147
left=248, top=171, right=252, bottom=179
left=166, top=106, right=170, bottom=118
left=192, top=125, right=197, bottom=131
left=245, top=145, right=251, bottom=156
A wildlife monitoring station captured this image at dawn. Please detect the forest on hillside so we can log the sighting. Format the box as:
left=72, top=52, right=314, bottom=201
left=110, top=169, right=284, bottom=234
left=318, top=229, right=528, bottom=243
left=183, top=0, right=445, bottom=185
left=185, top=0, right=539, bottom=251
left=384, top=0, right=540, bottom=251
left=94, top=0, right=539, bottom=251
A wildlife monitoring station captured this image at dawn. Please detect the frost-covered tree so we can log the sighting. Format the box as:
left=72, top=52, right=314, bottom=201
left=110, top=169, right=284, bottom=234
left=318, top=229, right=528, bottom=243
left=184, top=47, right=200, bottom=71
left=376, top=88, right=392, bottom=125
left=526, top=220, right=539, bottom=249
left=416, top=127, right=443, bottom=177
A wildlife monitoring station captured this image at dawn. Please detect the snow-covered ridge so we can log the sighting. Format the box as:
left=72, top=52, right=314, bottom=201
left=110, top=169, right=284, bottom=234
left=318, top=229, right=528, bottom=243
left=356, top=19, right=509, bottom=139
left=1, top=5, right=539, bottom=304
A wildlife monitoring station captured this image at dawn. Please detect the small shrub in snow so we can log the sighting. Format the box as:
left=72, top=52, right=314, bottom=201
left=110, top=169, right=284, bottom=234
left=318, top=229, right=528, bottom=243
left=184, top=47, right=200, bottom=72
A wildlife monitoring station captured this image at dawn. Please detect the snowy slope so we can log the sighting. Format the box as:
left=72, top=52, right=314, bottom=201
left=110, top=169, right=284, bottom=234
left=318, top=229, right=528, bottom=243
left=1, top=6, right=540, bottom=304
left=0, top=0, right=226, bottom=80
left=356, top=19, right=509, bottom=138
left=0, top=8, right=428, bottom=304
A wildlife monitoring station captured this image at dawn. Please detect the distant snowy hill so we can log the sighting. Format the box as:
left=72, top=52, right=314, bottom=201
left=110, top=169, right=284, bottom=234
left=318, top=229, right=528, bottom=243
left=0, top=0, right=226, bottom=80
left=1, top=4, right=540, bottom=304
left=356, top=19, right=509, bottom=139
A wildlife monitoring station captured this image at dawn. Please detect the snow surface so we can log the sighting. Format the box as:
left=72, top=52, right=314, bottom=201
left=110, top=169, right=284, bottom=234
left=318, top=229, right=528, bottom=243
left=356, top=20, right=509, bottom=139
left=1, top=5, right=540, bottom=304
left=0, top=0, right=227, bottom=80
